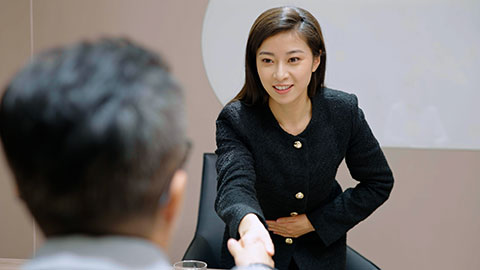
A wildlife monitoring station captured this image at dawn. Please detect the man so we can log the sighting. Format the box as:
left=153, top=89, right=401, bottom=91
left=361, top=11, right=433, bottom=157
left=0, top=38, right=274, bottom=270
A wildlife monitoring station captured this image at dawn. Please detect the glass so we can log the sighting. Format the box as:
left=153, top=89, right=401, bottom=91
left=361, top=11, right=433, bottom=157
left=173, top=260, right=207, bottom=270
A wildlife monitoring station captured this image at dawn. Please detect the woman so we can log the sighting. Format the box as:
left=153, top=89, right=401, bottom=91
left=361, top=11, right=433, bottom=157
left=215, top=6, right=394, bottom=270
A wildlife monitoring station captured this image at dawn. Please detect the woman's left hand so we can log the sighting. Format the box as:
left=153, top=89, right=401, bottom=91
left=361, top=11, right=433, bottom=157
left=266, top=214, right=315, bottom=238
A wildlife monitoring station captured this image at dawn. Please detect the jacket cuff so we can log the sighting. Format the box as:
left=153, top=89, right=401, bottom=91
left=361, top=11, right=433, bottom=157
left=227, top=205, right=266, bottom=239
left=306, top=211, right=339, bottom=247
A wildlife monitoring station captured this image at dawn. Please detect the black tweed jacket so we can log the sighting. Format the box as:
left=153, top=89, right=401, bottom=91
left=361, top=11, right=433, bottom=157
left=215, top=87, right=394, bottom=270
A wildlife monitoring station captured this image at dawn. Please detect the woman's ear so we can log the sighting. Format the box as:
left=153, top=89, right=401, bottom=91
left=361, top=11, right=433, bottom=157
left=312, top=53, right=321, bottom=72
left=312, top=55, right=320, bottom=72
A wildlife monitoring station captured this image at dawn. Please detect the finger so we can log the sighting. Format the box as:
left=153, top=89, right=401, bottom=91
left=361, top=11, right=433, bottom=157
left=261, top=235, right=275, bottom=256
left=268, top=225, right=284, bottom=233
left=276, top=232, right=291, bottom=238
left=277, top=217, right=297, bottom=223
left=268, top=228, right=285, bottom=235
left=266, top=223, right=280, bottom=230
left=227, top=238, right=242, bottom=257
left=269, top=228, right=287, bottom=235
left=268, top=224, right=288, bottom=233
left=276, top=217, right=290, bottom=223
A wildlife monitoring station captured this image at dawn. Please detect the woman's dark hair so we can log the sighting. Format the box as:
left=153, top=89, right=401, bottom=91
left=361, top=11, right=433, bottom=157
left=233, top=6, right=327, bottom=105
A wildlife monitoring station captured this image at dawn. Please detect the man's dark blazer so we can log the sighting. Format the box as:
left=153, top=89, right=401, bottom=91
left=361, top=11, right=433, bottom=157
left=215, top=87, right=394, bottom=270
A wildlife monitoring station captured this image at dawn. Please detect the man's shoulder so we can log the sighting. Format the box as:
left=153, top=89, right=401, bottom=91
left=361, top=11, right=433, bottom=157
left=23, top=235, right=171, bottom=270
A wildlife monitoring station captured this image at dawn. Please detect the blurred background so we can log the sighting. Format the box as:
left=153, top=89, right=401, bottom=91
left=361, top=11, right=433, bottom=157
left=0, top=1, right=479, bottom=269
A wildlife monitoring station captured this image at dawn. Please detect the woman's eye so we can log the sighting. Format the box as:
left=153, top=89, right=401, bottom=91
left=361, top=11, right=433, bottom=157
left=261, top=58, right=273, bottom=63
left=289, top=57, right=300, bottom=63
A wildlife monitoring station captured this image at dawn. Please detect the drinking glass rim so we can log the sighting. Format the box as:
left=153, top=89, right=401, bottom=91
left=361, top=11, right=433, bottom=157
left=173, top=259, right=207, bottom=268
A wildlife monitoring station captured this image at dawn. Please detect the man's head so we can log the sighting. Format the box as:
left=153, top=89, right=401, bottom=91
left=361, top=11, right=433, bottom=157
left=0, top=38, right=188, bottom=244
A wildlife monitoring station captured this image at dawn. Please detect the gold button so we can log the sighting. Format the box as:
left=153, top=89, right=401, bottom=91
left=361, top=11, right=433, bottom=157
left=295, top=192, right=304, bottom=199
left=290, top=212, right=298, bottom=217
left=293, top=141, right=302, bottom=149
left=285, top=238, right=293, bottom=244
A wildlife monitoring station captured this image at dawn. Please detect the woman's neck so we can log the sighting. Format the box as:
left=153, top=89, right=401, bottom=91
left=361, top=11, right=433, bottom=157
left=269, top=95, right=312, bottom=136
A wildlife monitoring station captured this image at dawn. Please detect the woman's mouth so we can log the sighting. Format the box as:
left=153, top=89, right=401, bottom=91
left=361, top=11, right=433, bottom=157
left=273, top=85, right=293, bottom=94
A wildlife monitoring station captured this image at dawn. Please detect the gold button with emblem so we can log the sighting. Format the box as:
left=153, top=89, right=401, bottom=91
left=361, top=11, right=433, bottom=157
left=285, top=237, right=293, bottom=244
left=290, top=212, right=298, bottom=217
left=295, top=192, right=304, bottom=199
left=293, top=140, right=302, bottom=149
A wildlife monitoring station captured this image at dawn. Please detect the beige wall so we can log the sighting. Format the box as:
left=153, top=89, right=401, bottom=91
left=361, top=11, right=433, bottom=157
left=336, top=149, right=480, bottom=269
left=0, top=0, right=35, bottom=258
left=0, top=1, right=478, bottom=269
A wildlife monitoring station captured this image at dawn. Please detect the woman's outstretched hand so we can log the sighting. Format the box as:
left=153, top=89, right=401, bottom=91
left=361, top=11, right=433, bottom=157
left=266, top=214, right=315, bottom=238
left=238, top=213, right=275, bottom=256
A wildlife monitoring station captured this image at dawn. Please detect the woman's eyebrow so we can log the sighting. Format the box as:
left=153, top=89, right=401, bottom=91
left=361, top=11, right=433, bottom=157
left=287, top=49, right=305, bottom=55
left=258, top=50, right=305, bottom=56
left=258, top=51, right=274, bottom=56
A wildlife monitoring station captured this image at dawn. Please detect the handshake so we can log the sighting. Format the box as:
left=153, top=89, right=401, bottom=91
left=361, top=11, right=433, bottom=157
left=229, top=210, right=315, bottom=268
left=228, top=214, right=275, bottom=269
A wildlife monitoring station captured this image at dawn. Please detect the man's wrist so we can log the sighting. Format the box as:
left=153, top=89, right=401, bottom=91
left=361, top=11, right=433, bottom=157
left=247, top=263, right=276, bottom=269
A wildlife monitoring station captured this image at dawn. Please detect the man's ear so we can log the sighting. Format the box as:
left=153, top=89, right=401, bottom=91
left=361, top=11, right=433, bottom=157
left=152, top=169, right=187, bottom=249
left=162, top=169, right=187, bottom=224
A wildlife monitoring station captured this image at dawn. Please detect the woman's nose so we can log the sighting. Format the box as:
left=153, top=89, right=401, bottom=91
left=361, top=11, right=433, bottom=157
left=273, top=64, right=288, bottom=80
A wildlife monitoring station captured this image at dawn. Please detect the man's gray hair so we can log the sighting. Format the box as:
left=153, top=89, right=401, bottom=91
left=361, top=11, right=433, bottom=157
left=0, top=38, right=187, bottom=235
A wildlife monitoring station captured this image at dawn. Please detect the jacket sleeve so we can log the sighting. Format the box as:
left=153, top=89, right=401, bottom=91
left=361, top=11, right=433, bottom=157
left=215, top=108, right=266, bottom=239
left=306, top=94, right=394, bottom=246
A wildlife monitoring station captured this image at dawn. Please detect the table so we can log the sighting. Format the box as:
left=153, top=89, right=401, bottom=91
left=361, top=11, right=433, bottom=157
left=0, top=258, right=25, bottom=270
left=0, top=258, right=226, bottom=270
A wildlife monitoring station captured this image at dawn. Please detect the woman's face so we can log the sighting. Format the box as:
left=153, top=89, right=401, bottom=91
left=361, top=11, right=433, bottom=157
left=256, top=30, right=320, bottom=107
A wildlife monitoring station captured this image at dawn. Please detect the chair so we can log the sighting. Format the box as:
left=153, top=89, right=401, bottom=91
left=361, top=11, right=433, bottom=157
left=183, top=153, right=381, bottom=269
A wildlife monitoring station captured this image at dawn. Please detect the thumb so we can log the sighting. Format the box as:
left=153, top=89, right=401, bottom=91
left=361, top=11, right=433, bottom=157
left=227, top=238, right=242, bottom=257
left=266, top=243, right=275, bottom=256
left=264, top=238, right=275, bottom=256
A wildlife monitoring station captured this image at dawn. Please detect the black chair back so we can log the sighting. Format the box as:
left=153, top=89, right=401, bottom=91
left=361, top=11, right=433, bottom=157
left=183, top=153, right=381, bottom=269
left=183, top=153, right=224, bottom=268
